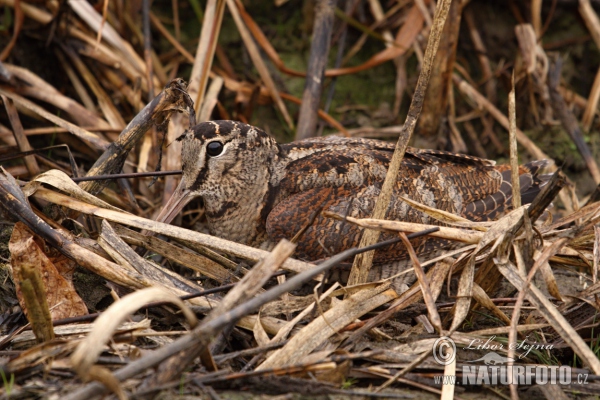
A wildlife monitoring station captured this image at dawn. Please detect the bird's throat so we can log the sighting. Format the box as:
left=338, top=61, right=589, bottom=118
left=202, top=177, right=272, bottom=247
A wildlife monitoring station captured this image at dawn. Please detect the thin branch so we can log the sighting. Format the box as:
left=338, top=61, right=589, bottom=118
left=347, top=0, right=454, bottom=286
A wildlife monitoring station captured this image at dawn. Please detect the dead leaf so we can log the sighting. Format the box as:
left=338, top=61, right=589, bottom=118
left=9, top=222, right=88, bottom=320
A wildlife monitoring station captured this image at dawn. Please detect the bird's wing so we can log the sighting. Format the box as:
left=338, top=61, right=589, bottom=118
left=278, top=147, right=507, bottom=207
left=265, top=185, right=451, bottom=264
left=266, top=147, right=549, bottom=263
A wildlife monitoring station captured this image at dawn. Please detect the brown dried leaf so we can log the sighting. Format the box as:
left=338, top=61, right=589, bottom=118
left=23, top=169, right=123, bottom=212
left=9, top=222, right=88, bottom=320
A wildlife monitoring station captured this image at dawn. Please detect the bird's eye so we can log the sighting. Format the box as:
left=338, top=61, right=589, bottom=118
left=206, top=141, right=224, bottom=157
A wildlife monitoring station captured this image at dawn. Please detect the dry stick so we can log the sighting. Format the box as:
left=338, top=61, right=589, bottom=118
left=67, top=0, right=148, bottom=80
left=455, top=69, right=577, bottom=212
left=119, top=14, right=168, bottom=86
left=61, top=45, right=126, bottom=130
left=365, top=0, right=406, bottom=120
left=579, top=0, right=600, bottom=130
left=32, top=187, right=314, bottom=274
left=508, top=72, right=521, bottom=209
left=582, top=67, right=600, bottom=132
left=279, top=92, right=348, bottom=134
left=452, top=74, right=550, bottom=161
left=0, top=88, right=109, bottom=152
left=3, top=63, right=110, bottom=129
left=188, top=0, right=225, bottom=115
left=398, top=232, right=441, bottom=333
left=80, top=79, right=195, bottom=195
left=417, top=0, right=462, bottom=139
left=376, top=347, right=433, bottom=392
left=295, top=0, right=335, bottom=140
left=159, top=31, right=198, bottom=219
left=2, top=95, right=40, bottom=177
left=198, top=75, right=224, bottom=122
left=547, top=55, right=600, bottom=184
left=140, top=0, right=159, bottom=206
left=594, top=225, right=600, bottom=284
left=55, top=50, right=97, bottom=113
left=150, top=11, right=194, bottom=63
left=0, top=0, right=22, bottom=62
left=587, top=184, right=600, bottom=206
left=0, top=145, right=78, bottom=176
left=0, top=171, right=174, bottom=295
left=63, top=245, right=373, bottom=400
left=580, top=0, right=600, bottom=47
left=99, top=220, right=203, bottom=293
left=227, top=0, right=294, bottom=129
left=149, top=15, right=348, bottom=135
left=347, top=0, right=453, bottom=286
left=239, top=0, right=421, bottom=79
left=498, top=258, right=600, bottom=375
left=142, top=0, right=154, bottom=99
left=139, top=240, right=297, bottom=389
left=531, top=0, right=542, bottom=36
left=507, top=237, right=568, bottom=400
left=528, top=169, right=568, bottom=224
left=344, top=257, right=452, bottom=346
left=315, top=0, right=354, bottom=122
left=71, top=170, right=182, bottom=182
left=464, top=10, right=496, bottom=106
left=0, top=170, right=290, bottom=342
left=13, top=255, right=55, bottom=343
left=114, top=224, right=239, bottom=283
left=172, top=0, right=181, bottom=40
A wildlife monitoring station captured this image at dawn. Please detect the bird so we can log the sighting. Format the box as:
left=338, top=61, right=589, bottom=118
left=158, top=120, right=548, bottom=284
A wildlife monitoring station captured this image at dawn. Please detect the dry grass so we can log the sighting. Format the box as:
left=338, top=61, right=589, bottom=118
left=0, top=1, right=600, bottom=399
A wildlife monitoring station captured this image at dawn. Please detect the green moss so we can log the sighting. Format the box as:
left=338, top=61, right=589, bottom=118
left=522, top=125, right=594, bottom=171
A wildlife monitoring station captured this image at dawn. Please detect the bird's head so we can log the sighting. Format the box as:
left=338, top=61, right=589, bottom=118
left=156, top=120, right=281, bottom=224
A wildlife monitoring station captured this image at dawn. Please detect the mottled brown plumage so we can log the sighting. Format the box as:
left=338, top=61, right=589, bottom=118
left=161, top=120, right=548, bottom=279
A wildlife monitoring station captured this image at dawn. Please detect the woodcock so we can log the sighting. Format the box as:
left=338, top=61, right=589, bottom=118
left=158, top=120, right=548, bottom=282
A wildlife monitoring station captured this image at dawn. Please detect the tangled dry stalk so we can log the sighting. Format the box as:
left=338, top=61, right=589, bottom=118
left=0, top=0, right=600, bottom=399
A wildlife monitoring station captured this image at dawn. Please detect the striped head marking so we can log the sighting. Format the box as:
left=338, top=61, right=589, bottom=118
left=178, top=120, right=281, bottom=196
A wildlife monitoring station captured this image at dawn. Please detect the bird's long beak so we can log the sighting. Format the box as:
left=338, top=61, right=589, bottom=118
left=154, top=178, right=193, bottom=224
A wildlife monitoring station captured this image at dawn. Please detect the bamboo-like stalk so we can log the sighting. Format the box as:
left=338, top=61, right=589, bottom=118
left=508, top=72, right=521, bottom=209
left=348, top=0, right=454, bottom=286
